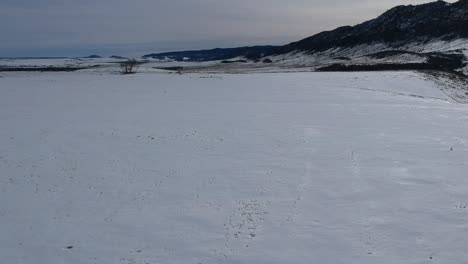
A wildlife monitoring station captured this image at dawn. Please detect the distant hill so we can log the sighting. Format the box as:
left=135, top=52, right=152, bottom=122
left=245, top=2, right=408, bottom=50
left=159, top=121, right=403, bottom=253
left=110, top=55, right=127, bottom=59
left=143, top=46, right=278, bottom=61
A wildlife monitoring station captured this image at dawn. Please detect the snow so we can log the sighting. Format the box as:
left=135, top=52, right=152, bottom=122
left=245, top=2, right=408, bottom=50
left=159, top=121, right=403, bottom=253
left=0, top=57, right=120, bottom=68
left=263, top=38, right=468, bottom=73
left=405, top=38, right=468, bottom=53
left=463, top=49, right=468, bottom=75
left=2, top=38, right=467, bottom=75
left=1, top=71, right=468, bottom=264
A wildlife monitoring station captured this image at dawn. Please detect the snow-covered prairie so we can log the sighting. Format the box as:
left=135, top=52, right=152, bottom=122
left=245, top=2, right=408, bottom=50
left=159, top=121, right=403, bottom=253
left=1, top=71, right=468, bottom=264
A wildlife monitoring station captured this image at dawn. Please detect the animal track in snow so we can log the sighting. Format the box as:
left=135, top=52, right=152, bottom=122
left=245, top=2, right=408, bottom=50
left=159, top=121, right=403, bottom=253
left=224, top=200, right=269, bottom=253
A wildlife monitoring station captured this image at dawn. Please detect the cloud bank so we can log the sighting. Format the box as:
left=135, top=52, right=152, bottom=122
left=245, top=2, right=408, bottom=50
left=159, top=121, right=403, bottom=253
left=0, top=0, right=457, bottom=56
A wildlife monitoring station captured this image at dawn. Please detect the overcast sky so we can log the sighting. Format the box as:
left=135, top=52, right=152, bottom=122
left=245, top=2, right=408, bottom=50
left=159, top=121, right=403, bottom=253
left=0, top=0, right=457, bottom=57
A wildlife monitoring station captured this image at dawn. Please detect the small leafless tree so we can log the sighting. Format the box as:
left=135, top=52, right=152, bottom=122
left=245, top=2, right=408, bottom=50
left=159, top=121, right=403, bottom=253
left=120, top=59, right=139, bottom=74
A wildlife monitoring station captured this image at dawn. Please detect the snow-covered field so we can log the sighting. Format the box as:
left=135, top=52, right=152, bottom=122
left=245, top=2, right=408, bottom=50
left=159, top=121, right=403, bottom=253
left=1, top=71, right=468, bottom=264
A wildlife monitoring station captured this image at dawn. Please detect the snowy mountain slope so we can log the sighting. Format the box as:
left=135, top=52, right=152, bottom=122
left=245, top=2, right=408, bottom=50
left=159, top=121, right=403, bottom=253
left=2, top=71, right=468, bottom=264
left=265, top=39, right=468, bottom=71
left=282, top=0, right=468, bottom=53
left=270, top=0, right=468, bottom=73
left=142, top=0, right=468, bottom=75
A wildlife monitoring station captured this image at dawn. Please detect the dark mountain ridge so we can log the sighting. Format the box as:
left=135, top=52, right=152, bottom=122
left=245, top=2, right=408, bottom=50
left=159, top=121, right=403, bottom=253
left=143, top=46, right=277, bottom=61
left=281, top=0, right=468, bottom=53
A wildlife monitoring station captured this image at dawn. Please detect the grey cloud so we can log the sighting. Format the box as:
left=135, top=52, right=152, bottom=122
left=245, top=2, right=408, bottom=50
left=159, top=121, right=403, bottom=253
left=0, top=0, right=457, bottom=57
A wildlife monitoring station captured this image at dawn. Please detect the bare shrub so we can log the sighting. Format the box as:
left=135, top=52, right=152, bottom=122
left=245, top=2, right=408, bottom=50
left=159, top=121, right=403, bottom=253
left=120, top=59, right=139, bottom=74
